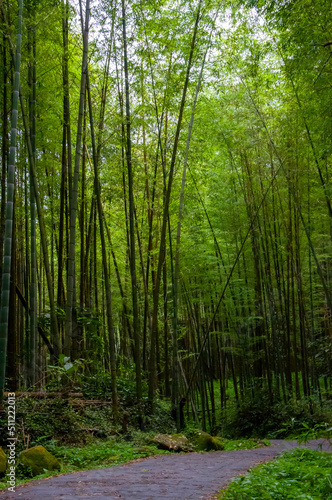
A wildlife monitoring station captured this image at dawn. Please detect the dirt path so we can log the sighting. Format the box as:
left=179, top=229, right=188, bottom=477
left=1, top=439, right=330, bottom=500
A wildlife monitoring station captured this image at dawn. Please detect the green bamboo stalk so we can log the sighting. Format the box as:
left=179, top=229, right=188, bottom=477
left=65, top=0, right=90, bottom=356
left=0, top=0, right=23, bottom=402
left=28, top=0, right=37, bottom=386
left=242, top=77, right=332, bottom=313
left=172, top=11, right=217, bottom=428
left=122, top=0, right=142, bottom=404
left=86, top=69, right=118, bottom=420
left=1, top=0, right=60, bottom=381
left=19, top=91, right=60, bottom=359
left=149, top=0, right=202, bottom=408
left=0, top=13, right=8, bottom=296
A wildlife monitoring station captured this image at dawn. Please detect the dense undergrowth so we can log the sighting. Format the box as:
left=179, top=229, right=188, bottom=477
left=219, top=448, right=332, bottom=500
left=219, top=393, right=332, bottom=439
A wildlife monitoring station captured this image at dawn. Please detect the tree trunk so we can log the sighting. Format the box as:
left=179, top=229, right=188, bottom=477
left=149, top=0, right=202, bottom=408
left=87, top=70, right=118, bottom=421
left=0, top=0, right=23, bottom=402
left=121, top=0, right=142, bottom=405
left=65, top=0, right=90, bottom=356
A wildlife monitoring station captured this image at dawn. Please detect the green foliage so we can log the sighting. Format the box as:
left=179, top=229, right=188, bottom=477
left=183, top=424, right=271, bottom=450
left=142, top=398, right=176, bottom=434
left=47, top=355, right=86, bottom=389
left=0, top=447, right=7, bottom=474
left=15, top=462, right=34, bottom=479
left=1, top=0, right=332, bottom=448
left=16, top=398, right=87, bottom=448
left=80, top=369, right=175, bottom=432
left=220, top=394, right=331, bottom=439
left=49, top=439, right=167, bottom=469
left=222, top=439, right=271, bottom=451
left=39, top=307, right=65, bottom=332
left=219, top=448, right=332, bottom=499
left=10, top=393, right=176, bottom=453
left=81, top=372, right=115, bottom=399
left=295, top=422, right=332, bottom=444
left=80, top=365, right=148, bottom=404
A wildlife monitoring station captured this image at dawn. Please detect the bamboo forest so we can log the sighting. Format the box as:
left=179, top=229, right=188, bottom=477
left=0, top=0, right=331, bottom=493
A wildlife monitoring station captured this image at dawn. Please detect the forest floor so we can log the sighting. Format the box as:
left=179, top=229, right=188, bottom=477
left=0, top=439, right=330, bottom=500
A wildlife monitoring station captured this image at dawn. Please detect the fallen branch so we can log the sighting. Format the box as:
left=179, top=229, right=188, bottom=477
left=4, top=392, right=83, bottom=398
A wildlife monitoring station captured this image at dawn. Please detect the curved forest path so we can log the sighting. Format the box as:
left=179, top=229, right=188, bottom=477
left=1, top=439, right=331, bottom=500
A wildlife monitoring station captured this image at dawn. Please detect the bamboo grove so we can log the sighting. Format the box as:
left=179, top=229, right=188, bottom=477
left=0, top=0, right=331, bottom=429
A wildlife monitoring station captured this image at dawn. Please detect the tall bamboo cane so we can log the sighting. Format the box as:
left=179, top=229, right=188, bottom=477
left=0, top=0, right=23, bottom=402
left=65, top=0, right=90, bottom=355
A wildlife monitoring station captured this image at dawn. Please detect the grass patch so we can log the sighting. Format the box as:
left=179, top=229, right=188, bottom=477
left=48, top=437, right=168, bottom=469
left=218, top=448, right=332, bottom=499
left=0, top=434, right=169, bottom=490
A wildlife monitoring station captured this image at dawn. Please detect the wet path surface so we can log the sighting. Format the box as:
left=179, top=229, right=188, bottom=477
left=1, top=439, right=331, bottom=500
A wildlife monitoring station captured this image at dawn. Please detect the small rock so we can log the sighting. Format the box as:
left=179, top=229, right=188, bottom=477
left=19, top=445, right=61, bottom=476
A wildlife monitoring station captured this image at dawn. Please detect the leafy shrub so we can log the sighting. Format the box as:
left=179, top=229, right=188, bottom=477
left=80, top=368, right=174, bottom=431
left=220, top=394, right=331, bottom=438
left=50, top=439, right=166, bottom=469
left=219, top=448, right=332, bottom=499
left=81, top=366, right=149, bottom=406
left=141, top=398, right=176, bottom=434
left=81, top=372, right=114, bottom=399
left=16, top=462, right=34, bottom=479
left=14, top=398, right=89, bottom=449
left=47, top=354, right=86, bottom=391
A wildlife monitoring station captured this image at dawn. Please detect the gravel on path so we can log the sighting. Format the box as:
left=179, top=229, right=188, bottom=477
left=0, top=439, right=330, bottom=500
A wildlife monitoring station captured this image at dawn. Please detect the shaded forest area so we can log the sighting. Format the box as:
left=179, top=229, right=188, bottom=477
left=0, top=0, right=331, bottom=437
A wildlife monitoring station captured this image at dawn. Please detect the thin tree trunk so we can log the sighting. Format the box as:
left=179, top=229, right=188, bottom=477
left=0, top=0, right=23, bottom=402
left=7, top=200, right=17, bottom=391
left=0, top=22, right=8, bottom=295
left=149, top=0, right=202, bottom=407
left=87, top=70, right=118, bottom=421
left=121, top=0, right=142, bottom=404
left=172, top=29, right=211, bottom=423
left=65, top=0, right=90, bottom=356
left=28, top=0, right=37, bottom=385
left=58, top=0, right=71, bottom=309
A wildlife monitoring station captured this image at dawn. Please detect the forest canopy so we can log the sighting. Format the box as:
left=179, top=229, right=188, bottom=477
left=0, top=0, right=331, bottom=432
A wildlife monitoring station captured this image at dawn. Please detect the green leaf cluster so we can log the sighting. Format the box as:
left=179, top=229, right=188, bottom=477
left=219, top=448, right=332, bottom=499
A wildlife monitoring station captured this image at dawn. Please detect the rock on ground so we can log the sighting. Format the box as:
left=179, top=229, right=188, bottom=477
left=151, top=433, right=193, bottom=452
left=19, top=446, right=61, bottom=476
left=0, top=448, right=7, bottom=474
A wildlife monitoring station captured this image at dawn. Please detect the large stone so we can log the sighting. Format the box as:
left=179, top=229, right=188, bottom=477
left=19, top=446, right=61, bottom=476
left=0, top=447, right=7, bottom=474
left=193, top=431, right=225, bottom=451
left=151, top=433, right=192, bottom=452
